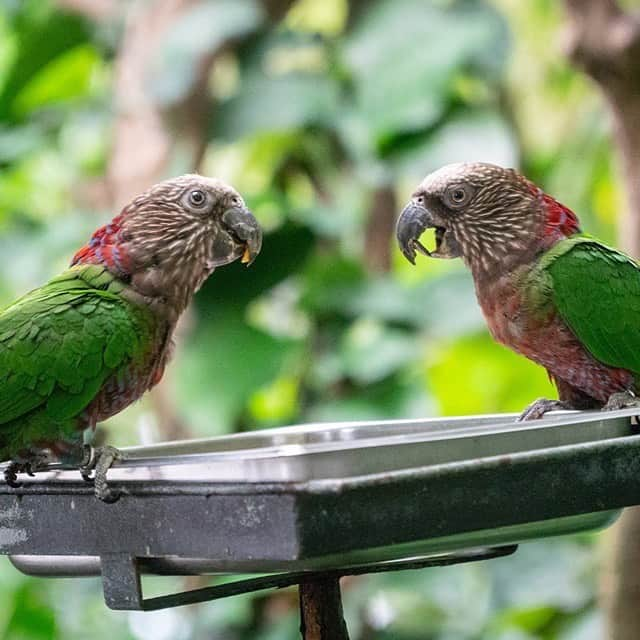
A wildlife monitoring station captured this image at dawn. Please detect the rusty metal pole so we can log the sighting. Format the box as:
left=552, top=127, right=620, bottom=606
left=299, top=578, right=350, bottom=640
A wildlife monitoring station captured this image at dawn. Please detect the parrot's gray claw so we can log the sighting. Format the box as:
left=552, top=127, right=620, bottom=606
left=4, top=463, right=21, bottom=488
left=4, top=452, right=52, bottom=488
left=79, top=445, right=127, bottom=503
left=603, top=390, right=640, bottom=411
left=5, top=451, right=52, bottom=487
left=518, top=398, right=571, bottom=421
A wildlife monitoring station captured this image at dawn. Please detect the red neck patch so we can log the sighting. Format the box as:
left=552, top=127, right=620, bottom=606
left=526, top=182, right=581, bottom=244
left=541, top=192, right=581, bottom=239
left=71, top=213, right=132, bottom=277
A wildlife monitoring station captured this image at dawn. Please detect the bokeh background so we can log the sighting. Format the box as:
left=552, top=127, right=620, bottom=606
left=0, top=0, right=627, bottom=638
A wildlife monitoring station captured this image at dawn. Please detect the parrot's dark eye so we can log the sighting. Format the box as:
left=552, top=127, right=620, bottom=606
left=188, top=190, right=207, bottom=207
left=444, top=184, right=473, bottom=209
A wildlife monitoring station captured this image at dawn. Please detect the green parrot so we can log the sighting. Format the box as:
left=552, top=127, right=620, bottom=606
left=396, top=162, right=640, bottom=420
left=0, top=175, right=261, bottom=500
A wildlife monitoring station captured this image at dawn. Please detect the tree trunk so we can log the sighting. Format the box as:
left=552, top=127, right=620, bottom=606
left=562, top=2, right=640, bottom=638
left=363, top=185, right=397, bottom=273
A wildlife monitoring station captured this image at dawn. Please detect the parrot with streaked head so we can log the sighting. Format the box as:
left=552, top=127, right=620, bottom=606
left=0, top=175, right=262, bottom=500
left=396, top=162, right=640, bottom=420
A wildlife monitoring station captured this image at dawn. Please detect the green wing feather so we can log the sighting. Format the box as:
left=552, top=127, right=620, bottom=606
left=536, top=235, right=640, bottom=374
left=0, top=264, right=155, bottom=454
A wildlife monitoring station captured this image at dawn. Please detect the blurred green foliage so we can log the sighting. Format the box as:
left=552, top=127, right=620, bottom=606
left=0, top=0, right=621, bottom=638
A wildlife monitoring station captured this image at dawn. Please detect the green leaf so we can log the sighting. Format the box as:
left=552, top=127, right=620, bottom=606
left=213, top=72, right=340, bottom=140
left=300, top=254, right=365, bottom=316
left=341, top=319, right=418, bottom=384
left=4, top=582, right=57, bottom=640
left=412, top=269, right=487, bottom=337
left=248, top=375, right=300, bottom=425
left=176, top=311, right=302, bottom=434
left=14, top=44, right=101, bottom=115
left=390, top=110, right=518, bottom=178
left=559, top=611, right=603, bottom=640
left=342, top=0, right=509, bottom=146
left=0, top=7, right=90, bottom=121
left=0, top=123, right=45, bottom=162
left=497, top=605, right=557, bottom=632
left=301, top=268, right=486, bottom=338
left=197, top=222, right=315, bottom=309
left=305, top=376, right=430, bottom=423
left=150, top=0, right=265, bottom=105
left=489, top=539, right=596, bottom=611
left=358, top=561, right=492, bottom=637
left=428, top=332, right=556, bottom=415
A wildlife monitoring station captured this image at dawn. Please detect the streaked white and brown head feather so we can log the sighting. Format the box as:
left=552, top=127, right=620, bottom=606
left=74, top=174, right=261, bottom=323
left=412, top=163, right=545, bottom=278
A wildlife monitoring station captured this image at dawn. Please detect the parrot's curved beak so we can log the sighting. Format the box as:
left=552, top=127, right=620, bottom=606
left=396, top=202, right=434, bottom=265
left=396, top=201, right=460, bottom=264
left=219, top=206, right=263, bottom=267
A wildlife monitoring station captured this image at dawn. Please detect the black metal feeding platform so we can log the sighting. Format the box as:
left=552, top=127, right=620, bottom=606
left=1, top=409, right=640, bottom=638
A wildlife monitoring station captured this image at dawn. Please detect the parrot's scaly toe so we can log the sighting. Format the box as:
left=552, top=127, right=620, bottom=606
left=603, top=390, right=640, bottom=411
left=3, top=452, right=51, bottom=487
left=518, top=398, right=571, bottom=421
left=80, top=445, right=126, bottom=503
